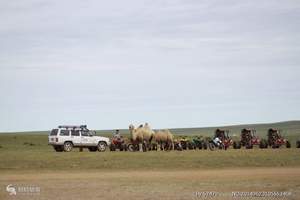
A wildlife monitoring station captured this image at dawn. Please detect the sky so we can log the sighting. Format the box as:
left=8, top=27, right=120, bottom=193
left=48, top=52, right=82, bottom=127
left=0, top=0, right=300, bottom=132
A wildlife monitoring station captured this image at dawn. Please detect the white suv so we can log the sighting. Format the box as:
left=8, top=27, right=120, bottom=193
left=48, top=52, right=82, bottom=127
left=48, top=125, right=110, bottom=152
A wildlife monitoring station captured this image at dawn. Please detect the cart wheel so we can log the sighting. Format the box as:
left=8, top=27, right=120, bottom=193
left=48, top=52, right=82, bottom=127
left=127, top=144, right=135, bottom=152
left=208, top=142, right=215, bottom=151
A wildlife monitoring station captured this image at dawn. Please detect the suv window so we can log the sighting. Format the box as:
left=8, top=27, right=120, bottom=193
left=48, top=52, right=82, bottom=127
left=81, top=131, right=89, bottom=136
left=50, top=129, right=58, bottom=136
left=71, top=130, right=80, bottom=136
left=60, top=129, right=70, bottom=136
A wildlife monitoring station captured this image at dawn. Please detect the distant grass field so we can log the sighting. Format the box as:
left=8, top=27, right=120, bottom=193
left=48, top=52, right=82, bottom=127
left=169, top=120, right=300, bottom=137
left=0, top=121, right=299, bottom=140
left=2, top=120, right=299, bottom=137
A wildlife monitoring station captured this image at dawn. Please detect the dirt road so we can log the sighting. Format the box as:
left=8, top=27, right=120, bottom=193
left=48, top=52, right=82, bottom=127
left=1, top=167, right=299, bottom=200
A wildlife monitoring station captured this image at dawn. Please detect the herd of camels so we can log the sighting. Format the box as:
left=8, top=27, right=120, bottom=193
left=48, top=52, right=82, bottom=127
left=129, top=123, right=174, bottom=151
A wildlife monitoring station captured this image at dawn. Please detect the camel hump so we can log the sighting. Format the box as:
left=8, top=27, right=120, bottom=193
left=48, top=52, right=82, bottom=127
left=163, top=129, right=170, bottom=133
left=164, top=129, right=174, bottom=141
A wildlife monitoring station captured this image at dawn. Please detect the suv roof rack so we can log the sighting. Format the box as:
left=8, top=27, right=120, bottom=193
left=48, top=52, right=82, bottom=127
left=58, top=125, right=87, bottom=129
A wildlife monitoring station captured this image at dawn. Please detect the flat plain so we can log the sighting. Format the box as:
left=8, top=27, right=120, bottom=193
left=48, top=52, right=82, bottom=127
left=0, top=121, right=299, bottom=199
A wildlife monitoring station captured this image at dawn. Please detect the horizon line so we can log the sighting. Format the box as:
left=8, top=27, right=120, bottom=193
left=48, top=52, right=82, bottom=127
left=0, top=120, right=299, bottom=134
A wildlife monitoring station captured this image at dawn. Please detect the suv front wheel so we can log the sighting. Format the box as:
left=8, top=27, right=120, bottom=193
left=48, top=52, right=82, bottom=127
left=64, top=142, right=73, bottom=152
left=97, top=142, right=107, bottom=152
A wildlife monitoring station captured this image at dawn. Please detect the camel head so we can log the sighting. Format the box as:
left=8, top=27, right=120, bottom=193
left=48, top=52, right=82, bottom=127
left=129, top=124, right=137, bottom=141
left=129, top=124, right=135, bottom=132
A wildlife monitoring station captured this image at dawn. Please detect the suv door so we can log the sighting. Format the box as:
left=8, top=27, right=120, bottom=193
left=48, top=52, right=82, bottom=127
left=80, top=131, right=96, bottom=146
left=59, top=129, right=71, bottom=144
left=71, top=130, right=81, bottom=146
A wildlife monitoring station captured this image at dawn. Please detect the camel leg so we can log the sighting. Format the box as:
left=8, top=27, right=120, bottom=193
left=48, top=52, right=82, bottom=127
left=171, top=142, right=174, bottom=150
left=144, top=141, right=147, bottom=152
left=139, top=143, right=143, bottom=152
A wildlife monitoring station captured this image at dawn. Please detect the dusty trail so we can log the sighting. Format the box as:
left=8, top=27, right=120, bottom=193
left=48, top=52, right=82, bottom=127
left=1, top=167, right=299, bottom=200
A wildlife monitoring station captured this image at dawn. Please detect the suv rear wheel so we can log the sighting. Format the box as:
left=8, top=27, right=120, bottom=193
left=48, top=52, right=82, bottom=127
left=63, top=142, right=73, bottom=152
left=97, top=141, right=107, bottom=152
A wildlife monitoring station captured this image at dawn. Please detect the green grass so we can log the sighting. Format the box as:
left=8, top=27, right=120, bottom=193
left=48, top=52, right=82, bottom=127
left=0, top=133, right=299, bottom=172
left=0, top=121, right=299, bottom=172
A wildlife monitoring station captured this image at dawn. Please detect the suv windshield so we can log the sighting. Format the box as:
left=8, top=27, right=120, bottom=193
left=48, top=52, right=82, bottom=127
left=88, top=131, right=96, bottom=136
left=81, top=131, right=89, bottom=136
left=50, top=129, right=58, bottom=136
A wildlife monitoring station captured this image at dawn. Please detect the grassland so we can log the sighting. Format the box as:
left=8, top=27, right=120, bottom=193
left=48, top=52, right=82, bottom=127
left=0, top=120, right=299, bottom=171
left=0, top=132, right=299, bottom=171
left=0, top=121, right=299, bottom=200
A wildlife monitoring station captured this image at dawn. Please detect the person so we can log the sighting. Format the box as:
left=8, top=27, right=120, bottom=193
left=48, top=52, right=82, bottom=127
left=213, top=137, right=222, bottom=146
left=113, top=129, right=121, bottom=138
left=112, top=129, right=124, bottom=145
left=113, top=129, right=122, bottom=140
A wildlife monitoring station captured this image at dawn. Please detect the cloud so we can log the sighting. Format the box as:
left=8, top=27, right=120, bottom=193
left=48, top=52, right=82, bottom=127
left=0, top=0, right=299, bottom=131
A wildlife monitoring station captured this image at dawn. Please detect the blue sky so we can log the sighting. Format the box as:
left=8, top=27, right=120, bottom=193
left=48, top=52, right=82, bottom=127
left=0, top=0, right=300, bottom=132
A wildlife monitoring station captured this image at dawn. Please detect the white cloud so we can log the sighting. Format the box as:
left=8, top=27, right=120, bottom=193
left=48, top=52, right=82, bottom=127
left=0, top=0, right=299, bottom=131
